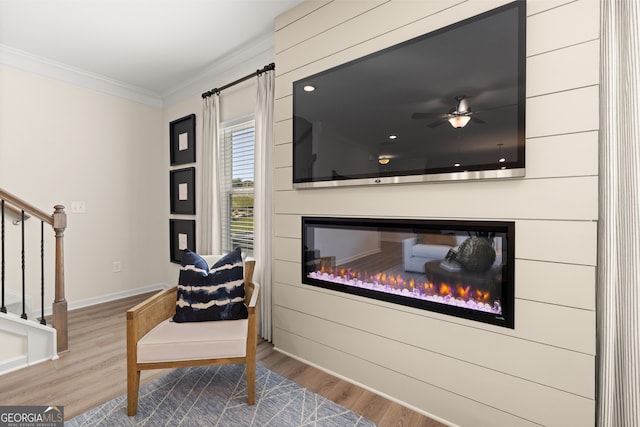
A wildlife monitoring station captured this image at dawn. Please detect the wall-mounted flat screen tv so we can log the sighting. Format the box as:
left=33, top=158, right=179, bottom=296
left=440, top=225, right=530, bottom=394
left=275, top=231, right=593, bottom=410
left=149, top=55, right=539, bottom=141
left=293, top=1, right=526, bottom=188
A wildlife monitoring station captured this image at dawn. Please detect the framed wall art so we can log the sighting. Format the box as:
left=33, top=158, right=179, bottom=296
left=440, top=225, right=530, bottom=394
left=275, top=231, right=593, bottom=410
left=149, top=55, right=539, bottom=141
left=170, top=167, right=195, bottom=214
left=169, top=219, right=196, bottom=263
left=170, top=114, right=196, bottom=165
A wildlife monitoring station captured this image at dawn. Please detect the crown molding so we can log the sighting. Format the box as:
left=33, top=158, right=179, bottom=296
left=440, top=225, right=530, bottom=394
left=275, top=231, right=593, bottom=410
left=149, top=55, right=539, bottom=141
left=1, top=32, right=276, bottom=109
left=161, top=33, right=275, bottom=107
left=0, top=44, right=163, bottom=108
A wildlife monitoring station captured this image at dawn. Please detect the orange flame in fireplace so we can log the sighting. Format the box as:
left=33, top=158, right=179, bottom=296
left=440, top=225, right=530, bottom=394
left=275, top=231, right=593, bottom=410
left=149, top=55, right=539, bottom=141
left=439, top=283, right=452, bottom=296
left=394, top=274, right=403, bottom=289
left=474, top=289, right=491, bottom=302
left=424, top=282, right=434, bottom=294
left=456, top=285, right=471, bottom=299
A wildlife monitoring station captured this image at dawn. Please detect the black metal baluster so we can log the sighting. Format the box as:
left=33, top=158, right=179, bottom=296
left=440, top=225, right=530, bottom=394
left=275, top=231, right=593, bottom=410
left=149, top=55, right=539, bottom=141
left=40, top=220, right=46, bottom=325
left=21, top=210, right=27, bottom=320
left=1, top=200, right=6, bottom=314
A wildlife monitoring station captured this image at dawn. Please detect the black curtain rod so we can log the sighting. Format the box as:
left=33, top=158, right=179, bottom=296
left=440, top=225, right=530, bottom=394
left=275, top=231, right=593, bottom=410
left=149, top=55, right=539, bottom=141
left=201, top=62, right=275, bottom=98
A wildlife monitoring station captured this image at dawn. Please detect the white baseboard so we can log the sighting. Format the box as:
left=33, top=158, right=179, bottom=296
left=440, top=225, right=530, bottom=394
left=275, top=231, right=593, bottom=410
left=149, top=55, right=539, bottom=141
left=0, top=353, right=60, bottom=376
left=42, top=283, right=172, bottom=316
left=0, top=355, right=28, bottom=376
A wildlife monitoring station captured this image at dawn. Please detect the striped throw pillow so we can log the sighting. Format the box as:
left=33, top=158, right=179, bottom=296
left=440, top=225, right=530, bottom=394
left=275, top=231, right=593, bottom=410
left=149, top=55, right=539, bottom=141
left=172, top=248, right=248, bottom=322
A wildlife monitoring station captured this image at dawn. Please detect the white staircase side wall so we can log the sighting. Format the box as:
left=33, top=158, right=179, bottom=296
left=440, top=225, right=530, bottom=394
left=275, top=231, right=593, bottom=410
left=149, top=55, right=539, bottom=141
left=0, top=329, right=26, bottom=359
left=0, top=313, right=57, bottom=375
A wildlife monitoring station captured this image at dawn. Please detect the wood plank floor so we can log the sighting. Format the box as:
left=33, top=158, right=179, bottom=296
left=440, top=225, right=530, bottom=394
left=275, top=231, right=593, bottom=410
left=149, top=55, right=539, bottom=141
left=0, top=292, right=445, bottom=426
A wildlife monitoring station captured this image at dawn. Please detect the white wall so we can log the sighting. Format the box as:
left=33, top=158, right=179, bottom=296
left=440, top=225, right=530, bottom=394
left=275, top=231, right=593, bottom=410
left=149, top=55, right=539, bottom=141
left=1, top=30, right=273, bottom=310
left=314, top=228, right=380, bottom=265
left=273, top=1, right=598, bottom=426
left=0, top=64, right=167, bottom=307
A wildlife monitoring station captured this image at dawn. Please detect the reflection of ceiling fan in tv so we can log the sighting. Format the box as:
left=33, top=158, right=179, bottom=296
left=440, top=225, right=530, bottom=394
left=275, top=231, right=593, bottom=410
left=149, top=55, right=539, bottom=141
left=412, top=95, right=485, bottom=129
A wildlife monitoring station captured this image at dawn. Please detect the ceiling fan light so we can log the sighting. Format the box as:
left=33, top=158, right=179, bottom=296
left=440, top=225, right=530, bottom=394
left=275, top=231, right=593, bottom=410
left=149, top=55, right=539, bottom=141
left=448, top=115, right=471, bottom=128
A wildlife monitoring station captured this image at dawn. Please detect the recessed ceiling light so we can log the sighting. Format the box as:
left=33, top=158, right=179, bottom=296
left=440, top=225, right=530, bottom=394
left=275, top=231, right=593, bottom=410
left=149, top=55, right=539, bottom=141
left=454, top=163, right=461, bottom=167
left=499, top=157, right=506, bottom=163
left=303, top=85, right=316, bottom=92
left=388, top=134, right=397, bottom=140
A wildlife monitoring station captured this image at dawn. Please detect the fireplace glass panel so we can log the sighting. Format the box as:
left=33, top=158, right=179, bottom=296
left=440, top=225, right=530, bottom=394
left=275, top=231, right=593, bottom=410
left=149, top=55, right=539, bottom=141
left=302, top=217, right=514, bottom=328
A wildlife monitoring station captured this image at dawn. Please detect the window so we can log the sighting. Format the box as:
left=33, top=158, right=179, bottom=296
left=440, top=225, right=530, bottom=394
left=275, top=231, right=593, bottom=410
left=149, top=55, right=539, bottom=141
left=220, top=119, right=255, bottom=255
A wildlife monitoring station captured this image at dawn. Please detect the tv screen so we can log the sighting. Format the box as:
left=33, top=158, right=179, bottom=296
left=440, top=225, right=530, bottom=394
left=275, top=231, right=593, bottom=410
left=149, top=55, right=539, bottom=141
left=293, top=1, right=526, bottom=188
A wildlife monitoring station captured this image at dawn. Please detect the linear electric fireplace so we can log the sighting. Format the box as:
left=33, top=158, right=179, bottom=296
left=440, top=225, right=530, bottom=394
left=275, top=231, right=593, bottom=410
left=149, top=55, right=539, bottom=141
left=302, top=217, right=515, bottom=328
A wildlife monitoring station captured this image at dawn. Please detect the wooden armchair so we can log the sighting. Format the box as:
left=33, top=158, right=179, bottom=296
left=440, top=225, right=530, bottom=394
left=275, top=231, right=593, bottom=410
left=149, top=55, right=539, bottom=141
left=126, top=256, right=259, bottom=416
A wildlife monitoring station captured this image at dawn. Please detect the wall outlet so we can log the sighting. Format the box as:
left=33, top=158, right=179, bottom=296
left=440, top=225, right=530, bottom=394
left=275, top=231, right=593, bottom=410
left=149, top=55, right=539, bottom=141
left=71, top=201, right=87, bottom=213
left=112, top=261, right=121, bottom=273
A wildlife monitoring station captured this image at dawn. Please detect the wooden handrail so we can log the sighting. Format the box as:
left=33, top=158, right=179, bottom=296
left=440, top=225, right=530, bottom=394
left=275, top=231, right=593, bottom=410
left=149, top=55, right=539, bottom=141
left=0, top=187, right=68, bottom=353
left=0, top=189, right=50, bottom=225
left=3, top=203, right=31, bottom=221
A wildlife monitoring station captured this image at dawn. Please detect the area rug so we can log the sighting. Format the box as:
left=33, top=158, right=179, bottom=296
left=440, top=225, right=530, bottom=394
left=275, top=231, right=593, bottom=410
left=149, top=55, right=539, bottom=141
left=66, top=364, right=377, bottom=426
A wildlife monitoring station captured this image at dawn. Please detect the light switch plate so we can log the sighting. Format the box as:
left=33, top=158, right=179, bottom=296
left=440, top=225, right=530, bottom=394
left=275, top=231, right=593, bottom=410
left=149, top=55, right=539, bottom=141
left=71, top=201, right=86, bottom=213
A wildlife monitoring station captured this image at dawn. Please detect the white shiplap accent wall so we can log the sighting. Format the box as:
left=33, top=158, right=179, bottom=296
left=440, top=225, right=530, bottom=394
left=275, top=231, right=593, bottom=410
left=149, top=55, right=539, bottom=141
left=272, top=1, right=598, bottom=426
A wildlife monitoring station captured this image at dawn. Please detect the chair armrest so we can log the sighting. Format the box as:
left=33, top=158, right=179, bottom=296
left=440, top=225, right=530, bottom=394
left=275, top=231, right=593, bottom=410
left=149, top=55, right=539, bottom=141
left=245, top=281, right=260, bottom=314
left=127, top=287, right=177, bottom=345
left=402, top=237, right=417, bottom=262
left=245, top=281, right=260, bottom=363
left=244, top=259, right=255, bottom=285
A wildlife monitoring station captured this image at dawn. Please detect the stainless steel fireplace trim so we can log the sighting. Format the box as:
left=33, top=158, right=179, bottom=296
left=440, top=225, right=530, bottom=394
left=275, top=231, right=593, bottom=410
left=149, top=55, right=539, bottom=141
left=293, top=168, right=526, bottom=189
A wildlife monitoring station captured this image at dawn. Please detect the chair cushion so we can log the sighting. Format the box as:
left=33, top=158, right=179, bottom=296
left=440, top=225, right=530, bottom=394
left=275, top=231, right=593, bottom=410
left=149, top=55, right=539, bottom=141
left=173, top=248, right=248, bottom=323
left=137, top=318, right=248, bottom=363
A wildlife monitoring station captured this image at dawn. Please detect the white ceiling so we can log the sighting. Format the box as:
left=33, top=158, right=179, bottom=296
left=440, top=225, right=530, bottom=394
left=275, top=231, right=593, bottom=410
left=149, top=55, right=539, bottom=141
left=0, top=0, right=302, bottom=99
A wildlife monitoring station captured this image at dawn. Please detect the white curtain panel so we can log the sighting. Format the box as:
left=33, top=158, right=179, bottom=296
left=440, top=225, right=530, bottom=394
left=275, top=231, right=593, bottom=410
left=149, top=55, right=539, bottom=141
left=597, top=0, right=640, bottom=425
left=254, top=69, right=275, bottom=341
left=199, top=94, right=222, bottom=255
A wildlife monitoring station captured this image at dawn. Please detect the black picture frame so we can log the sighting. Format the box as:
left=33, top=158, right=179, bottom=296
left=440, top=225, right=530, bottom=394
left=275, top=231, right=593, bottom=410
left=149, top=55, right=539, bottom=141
left=170, top=167, right=195, bottom=214
left=169, top=219, right=196, bottom=263
left=170, top=114, right=196, bottom=165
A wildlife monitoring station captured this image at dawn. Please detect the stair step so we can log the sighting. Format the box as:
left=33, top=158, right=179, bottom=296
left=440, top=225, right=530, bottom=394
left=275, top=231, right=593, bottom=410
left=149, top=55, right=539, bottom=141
left=4, top=289, right=33, bottom=319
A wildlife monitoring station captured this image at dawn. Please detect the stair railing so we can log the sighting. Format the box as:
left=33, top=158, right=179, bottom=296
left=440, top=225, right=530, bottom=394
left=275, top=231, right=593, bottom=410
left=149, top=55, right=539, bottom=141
left=0, top=188, right=68, bottom=353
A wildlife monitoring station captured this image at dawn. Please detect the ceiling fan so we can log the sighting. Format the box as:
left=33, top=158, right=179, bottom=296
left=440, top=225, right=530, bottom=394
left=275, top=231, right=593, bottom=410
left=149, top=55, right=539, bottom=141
left=411, top=95, right=485, bottom=129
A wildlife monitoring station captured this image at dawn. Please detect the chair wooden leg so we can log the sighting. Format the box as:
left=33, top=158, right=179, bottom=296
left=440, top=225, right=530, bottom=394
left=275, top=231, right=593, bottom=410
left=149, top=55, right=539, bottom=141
left=246, top=362, right=256, bottom=405
left=127, top=368, right=141, bottom=416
